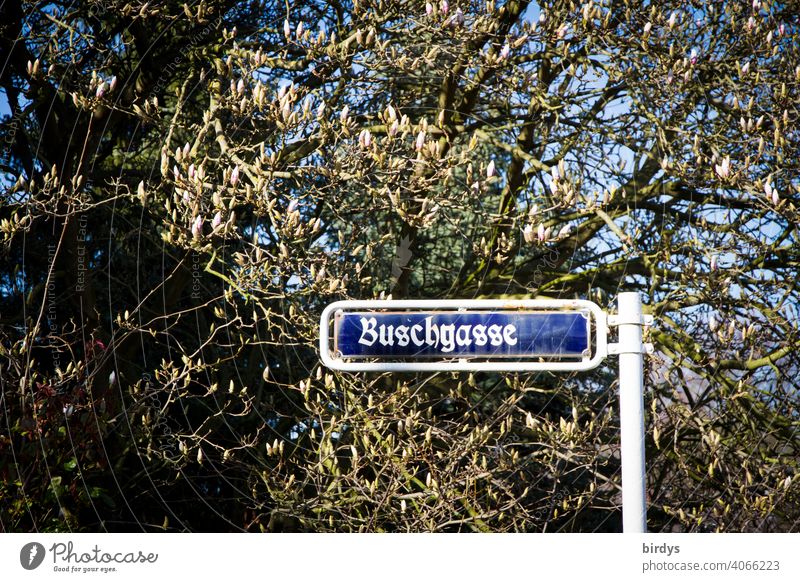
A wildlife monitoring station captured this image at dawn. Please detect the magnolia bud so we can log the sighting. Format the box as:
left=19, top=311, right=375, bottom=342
left=523, top=224, right=535, bottom=243
left=191, top=215, right=204, bottom=239
left=708, top=314, right=718, bottom=332
left=415, top=130, right=426, bottom=151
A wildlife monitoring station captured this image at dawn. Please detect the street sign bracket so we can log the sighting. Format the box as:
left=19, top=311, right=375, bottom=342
left=608, top=342, right=654, bottom=355
left=608, top=313, right=654, bottom=327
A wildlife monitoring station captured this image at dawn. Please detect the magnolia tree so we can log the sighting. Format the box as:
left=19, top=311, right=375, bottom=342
left=1, top=0, right=798, bottom=532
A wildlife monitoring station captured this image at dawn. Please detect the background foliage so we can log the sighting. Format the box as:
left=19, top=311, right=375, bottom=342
left=1, top=0, right=799, bottom=532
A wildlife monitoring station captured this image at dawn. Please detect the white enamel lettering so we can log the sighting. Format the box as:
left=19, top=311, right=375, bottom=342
left=358, top=317, right=378, bottom=346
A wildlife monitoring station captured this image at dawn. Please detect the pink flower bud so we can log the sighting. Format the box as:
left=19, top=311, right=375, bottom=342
left=714, top=155, right=731, bottom=179
left=359, top=128, right=372, bottom=148
left=426, top=2, right=433, bottom=16
left=109, top=75, right=117, bottom=92
left=523, top=224, right=535, bottom=244
left=441, top=0, right=449, bottom=15
left=191, top=215, right=204, bottom=239
left=486, top=160, right=496, bottom=178
left=230, top=165, right=240, bottom=186
left=500, top=43, right=510, bottom=60
left=415, top=130, right=426, bottom=151
left=643, top=22, right=652, bottom=36
left=710, top=255, right=717, bottom=271
left=237, top=78, right=245, bottom=95
left=95, top=81, right=106, bottom=99
left=284, top=19, right=291, bottom=39
left=212, top=212, right=223, bottom=230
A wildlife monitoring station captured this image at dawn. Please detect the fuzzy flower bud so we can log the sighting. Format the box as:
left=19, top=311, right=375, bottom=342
left=191, top=215, right=204, bottom=239
left=415, top=130, right=426, bottom=151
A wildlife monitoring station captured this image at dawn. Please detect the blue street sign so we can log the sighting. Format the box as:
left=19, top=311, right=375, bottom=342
left=334, top=310, right=590, bottom=360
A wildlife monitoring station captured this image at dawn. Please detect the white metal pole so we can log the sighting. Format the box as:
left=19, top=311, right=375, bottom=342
left=617, top=292, right=647, bottom=533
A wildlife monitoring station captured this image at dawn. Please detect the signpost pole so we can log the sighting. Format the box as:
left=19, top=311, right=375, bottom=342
left=617, top=292, right=647, bottom=533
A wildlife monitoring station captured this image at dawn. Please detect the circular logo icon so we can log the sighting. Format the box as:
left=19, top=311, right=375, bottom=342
left=20, top=542, right=46, bottom=570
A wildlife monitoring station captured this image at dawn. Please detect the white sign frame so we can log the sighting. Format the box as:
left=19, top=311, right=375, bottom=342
left=319, top=298, right=608, bottom=372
